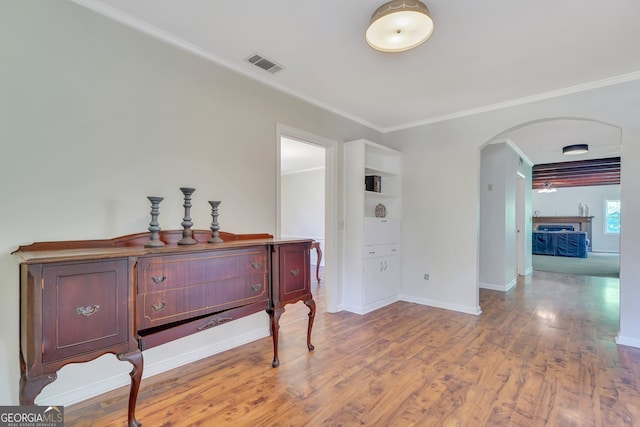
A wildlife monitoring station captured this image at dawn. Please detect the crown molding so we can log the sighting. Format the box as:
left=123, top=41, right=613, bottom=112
left=70, top=0, right=384, bottom=132
left=71, top=0, right=640, bottom=135
left=383, top=71, right=640, bottom=133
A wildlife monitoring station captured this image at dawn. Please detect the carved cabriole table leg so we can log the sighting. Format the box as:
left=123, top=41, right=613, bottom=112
left=118, top=350, right=144, bottom=427
left=311, top=241, right=322, bottom=284
left=19, top=373, right=57, bottom=405
left=269, top=307, right=285, bottom=367
left=304, top=297, right=316, bottom=351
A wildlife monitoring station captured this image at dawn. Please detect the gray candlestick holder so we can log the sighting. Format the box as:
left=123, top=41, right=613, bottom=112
left=177, top=187, right=197, bottom=245
left=208, top=201, right=223, bottom=243
left=145, top=196, right=165, bottom=248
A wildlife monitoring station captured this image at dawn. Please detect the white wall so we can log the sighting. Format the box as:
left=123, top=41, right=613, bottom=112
left=3, top=0, right=640, bottom=410
left=0, top=2, right=382, bottom=405
left=387, top=125, right=482, bottom=315
left=532, top=185, right=621, bottom=252
left=480, top=144, right=508, bottom=288
left=384, top=80, right=640, bottom=348
left=281, top=168, right=325, bottom=266
left=618, top=128, right=640, bottom=348
left=479, top=142, right=532, bottom=291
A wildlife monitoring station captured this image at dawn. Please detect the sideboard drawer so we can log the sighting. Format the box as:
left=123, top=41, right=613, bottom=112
left=138, top=274, right=268, bottom=329
left=41, top=259, right=130, bottom=364
left=137, top=247, right=268, bottom=293
left=138, top=301, right=267, bottom=350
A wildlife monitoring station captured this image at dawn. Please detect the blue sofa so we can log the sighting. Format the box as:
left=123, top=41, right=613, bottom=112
left=532, top=230, right=588, bottom=258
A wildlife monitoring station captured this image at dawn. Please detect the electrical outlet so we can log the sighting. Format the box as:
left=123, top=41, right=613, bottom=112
left=424, top=273, right=430, bottom=280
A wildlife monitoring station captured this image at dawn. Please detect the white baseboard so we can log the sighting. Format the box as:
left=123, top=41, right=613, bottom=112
left=328, top=303, right=345, bottom=313
left=341, top=295, right=400, bottom=315
left=40, top=327, right=269, bottom=407
left=480, top=278, right=517, bottom=292
left=142, top=328, right=269, bottom=379
left=616, top=334, right=640, bottom=349
left=399, top=294, right=482, bottom=315
left=41, top=372, right=132, bottom=407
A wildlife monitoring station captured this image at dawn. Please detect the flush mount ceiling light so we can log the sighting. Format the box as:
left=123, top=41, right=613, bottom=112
left=366, top=0, right=434, bottom=53
left=562, top=144, right=589, bottom=155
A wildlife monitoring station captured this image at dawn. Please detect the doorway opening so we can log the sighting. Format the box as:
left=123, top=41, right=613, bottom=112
left=280, top=137, right=326, bottom=280
left=276, top=125, right=340, bottom=313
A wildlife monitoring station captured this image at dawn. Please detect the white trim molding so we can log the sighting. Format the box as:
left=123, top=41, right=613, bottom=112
left=400, top=295, right=482, bottom=316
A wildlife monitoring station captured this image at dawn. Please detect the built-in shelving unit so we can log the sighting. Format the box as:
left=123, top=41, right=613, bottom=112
left=343, top=139, right=401, bottom=314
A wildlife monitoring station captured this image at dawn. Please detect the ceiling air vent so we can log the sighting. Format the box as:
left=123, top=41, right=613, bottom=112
left=245, top=53, right=284, bottom=74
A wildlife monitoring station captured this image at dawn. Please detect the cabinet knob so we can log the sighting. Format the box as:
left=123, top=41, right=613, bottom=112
left=76, top=305, right=100, bottom=317
left=151, top=275, right=167, bottom=284
left=251, top=262, right=263, bottom=269
left=290, top=269, right=300, bottom=277
left=251, top=283, right=262, bottom=292
left=151, top=301, right=167, bottom=311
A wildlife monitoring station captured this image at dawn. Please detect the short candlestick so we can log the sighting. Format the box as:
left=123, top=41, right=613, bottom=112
left=208, top=201, right=223, bottom=243
left=145, top=196, right=165, bottom=248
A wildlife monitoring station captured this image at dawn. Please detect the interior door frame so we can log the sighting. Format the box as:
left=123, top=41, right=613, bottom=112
left=516, top=172, right=526, bottom=275
left=276, top=124, right=340, bottom=313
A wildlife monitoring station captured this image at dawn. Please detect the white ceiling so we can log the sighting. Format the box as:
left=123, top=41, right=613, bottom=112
left=73, top=0, right=640, bottom=164
left=281, top=137, right=325, bottom=175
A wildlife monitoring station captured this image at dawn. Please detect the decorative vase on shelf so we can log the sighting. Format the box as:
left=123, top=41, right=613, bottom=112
left=374, top=203, right=386, bottom=218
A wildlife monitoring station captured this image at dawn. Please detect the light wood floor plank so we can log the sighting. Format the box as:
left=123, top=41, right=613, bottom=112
left=64, top=270, right=640, bottom=426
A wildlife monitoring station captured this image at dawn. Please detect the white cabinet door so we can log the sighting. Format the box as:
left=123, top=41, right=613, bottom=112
left=363, top=218, right=400, bottom=246
left=363, top=254, right=399, bottom=306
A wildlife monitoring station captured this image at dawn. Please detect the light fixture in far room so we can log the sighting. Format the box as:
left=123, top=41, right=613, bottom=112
left=562, top=144, right=589, bottom=155
left=538, top=182, right=557, bottom=194
left=366, top=0, right=434, bottom=53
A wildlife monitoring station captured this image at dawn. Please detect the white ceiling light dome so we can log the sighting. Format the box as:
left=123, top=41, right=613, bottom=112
left=366, top=0, right=435, bottom=53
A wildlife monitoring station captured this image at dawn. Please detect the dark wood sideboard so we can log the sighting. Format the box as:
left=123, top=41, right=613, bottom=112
left=13, top=230, right=315, bottom=427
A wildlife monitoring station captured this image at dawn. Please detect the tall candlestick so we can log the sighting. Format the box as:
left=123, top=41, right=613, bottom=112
left=177, top=187, right=197, bottom=245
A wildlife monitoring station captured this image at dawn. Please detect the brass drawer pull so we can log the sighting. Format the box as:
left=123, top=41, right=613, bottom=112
left=151, top=302, right=167, bottom=311
left=290, top=268, right=300, bottom=277
left=251, top=262, right=263, bottom=269
left=76, top=305, right=100, bottom=317
left=197, top=316, right=233, bottom=331
left=151, top=275, right=167, bottom=284
left=251, top=283, right=262, bottom=292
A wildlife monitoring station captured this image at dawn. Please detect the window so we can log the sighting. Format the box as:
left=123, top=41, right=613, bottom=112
left=605, top=200, right=620, bottom=233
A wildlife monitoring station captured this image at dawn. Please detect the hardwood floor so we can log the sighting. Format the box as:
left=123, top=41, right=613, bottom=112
left=65, top=270, right=640, bottom=426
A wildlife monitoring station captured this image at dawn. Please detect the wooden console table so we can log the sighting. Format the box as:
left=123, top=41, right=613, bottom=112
left=13, top=230, right=315, bottom=427
left=532, top=216, right=594, bottom=251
